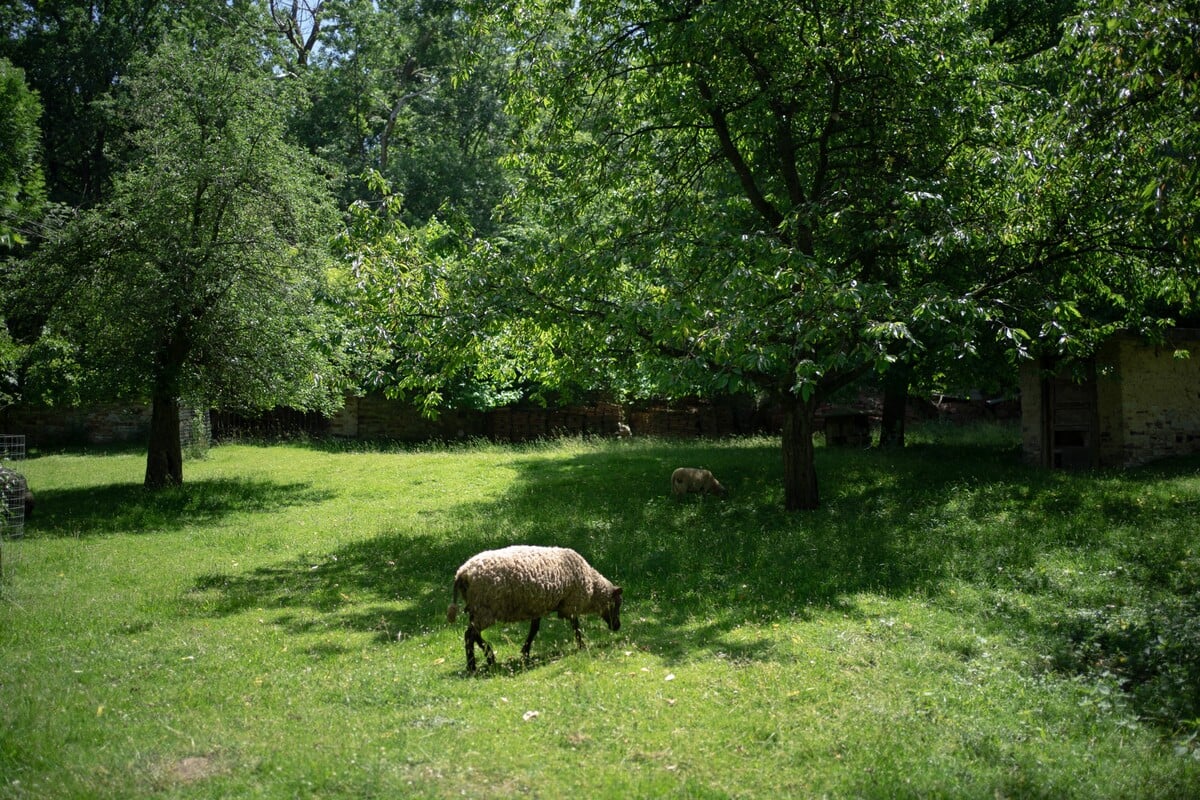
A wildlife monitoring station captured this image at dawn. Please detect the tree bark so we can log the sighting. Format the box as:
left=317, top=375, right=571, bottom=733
left=781, top=394, right=819, bottom=511
left=144, top=392, right=183, bottom=489
left=879, top=359, right=910, bottom=448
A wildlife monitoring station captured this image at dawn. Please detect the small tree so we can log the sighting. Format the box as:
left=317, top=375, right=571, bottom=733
left=20, top=29, right=345, bottom=488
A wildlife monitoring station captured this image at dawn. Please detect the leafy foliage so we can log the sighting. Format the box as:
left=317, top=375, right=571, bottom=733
left=0, top=0, right=182, bottom=207
left=960, top=0, right=1200, bottom=359
left=475, top=0, right=1011, bottom=507
left=1062, top=1, right=1200, bottom=254
left=0, top=57, right=44, bottom=407
left=281, top=0, right=513, bottom=229
left=0, top=57, right=44, bottom=248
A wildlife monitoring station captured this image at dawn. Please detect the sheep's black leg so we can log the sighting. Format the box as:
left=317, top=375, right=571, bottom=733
left=569, top=617, right=584, bottom=648
left=521, top=617, right=541, bottom=659
left=478, top=630, right=495, bottom=666
left=465, top=625, right=495, bottom=671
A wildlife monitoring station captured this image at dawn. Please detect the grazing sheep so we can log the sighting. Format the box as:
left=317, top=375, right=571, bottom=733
left=446, top=545, right=623, bottom=671
left=671, top=467, right=727, bottom=499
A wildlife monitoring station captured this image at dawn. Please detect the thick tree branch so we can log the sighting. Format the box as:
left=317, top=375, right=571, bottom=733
left=735, top=42, right=806, bottom=210
left=379, top=30, right=433, bottom=173
left=695, top=78, right=785, bottom=232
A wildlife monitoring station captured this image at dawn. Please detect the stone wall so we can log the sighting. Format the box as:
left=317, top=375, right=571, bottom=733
left=333, top=395, right=488, bottom=441
left=0, top=402, right=152, bottom=447
left=1021, top=329, right=1200, bottom=468
left=330, top=396, right=782, bottom=443
left=4, top=389, right=1020, bottom=451
left=1097, top=331, right=1200, bottom=467
left=0, top=402, right=210, bottom=450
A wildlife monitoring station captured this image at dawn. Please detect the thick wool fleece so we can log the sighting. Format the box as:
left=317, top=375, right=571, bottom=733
left=449, top=545, right=617, bottom=631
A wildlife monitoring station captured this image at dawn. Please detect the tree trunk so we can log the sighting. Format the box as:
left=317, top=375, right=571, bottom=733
left=879, top=360, right=910, bottom=448
left=781, top=394, right=819, bottom=511
left=144, top=393, right=183, bottom=489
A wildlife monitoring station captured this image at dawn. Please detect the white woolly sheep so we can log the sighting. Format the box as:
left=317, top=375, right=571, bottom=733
left=671, top=467, right=727, bottom=499
left=446, top=545, right=623, bottom=671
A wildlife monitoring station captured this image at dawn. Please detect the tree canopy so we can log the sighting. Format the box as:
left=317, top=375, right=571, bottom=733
left=457, top=0, right=1019, bottom=508
left=276, top=0, right=513, bottom=228
left=0, top=57, right=44, bottom=248
left=1, top=0, right=1196, bottom=503
left=338, top=0, right=1199, bottom=509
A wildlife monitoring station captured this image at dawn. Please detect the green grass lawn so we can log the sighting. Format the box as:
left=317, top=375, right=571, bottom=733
left=2, top=427, right=1199, bottom=798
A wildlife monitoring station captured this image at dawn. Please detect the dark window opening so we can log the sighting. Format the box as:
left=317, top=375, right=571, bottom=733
left=1053, top=430, right=1087, bottom=448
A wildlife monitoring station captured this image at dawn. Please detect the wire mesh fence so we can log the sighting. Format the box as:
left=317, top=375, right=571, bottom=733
left=0, top=433, right=25, bottom=461
left=0, top=434, right=27, bottom=591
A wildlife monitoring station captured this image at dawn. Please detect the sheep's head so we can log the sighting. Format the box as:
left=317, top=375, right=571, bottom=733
left=601, top=586, right=623, bottom=632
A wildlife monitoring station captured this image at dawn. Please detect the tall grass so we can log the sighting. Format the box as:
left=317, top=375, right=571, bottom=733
left=2, top=427, right=1198, bottom=798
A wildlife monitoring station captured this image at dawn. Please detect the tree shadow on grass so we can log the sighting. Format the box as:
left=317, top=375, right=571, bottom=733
left=173, top=439, right=1021, bottom=664
left=28, top=478, right=335, bottom=538
left=433, top=440, right=1200, bottom=674
left=174, top=436, right=1200, bottom=716
left=179, top=527, right=483, bottom=666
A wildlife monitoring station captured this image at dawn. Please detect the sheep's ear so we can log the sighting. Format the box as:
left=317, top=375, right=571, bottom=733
left=613, top=587, right=623, bottom=599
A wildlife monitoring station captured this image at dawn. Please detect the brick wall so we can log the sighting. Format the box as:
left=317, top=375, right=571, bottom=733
left=1021, top=330, right=1200, bottom=468
left=0, top=402, right=152, bottom=447
left=1098, top=331, right=1200, bottom=467
left=0, top=403, right=210, bottom=449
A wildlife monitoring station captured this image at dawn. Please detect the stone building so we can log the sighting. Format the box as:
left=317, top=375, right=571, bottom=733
left=1020, top=329, right=1200, bottom=469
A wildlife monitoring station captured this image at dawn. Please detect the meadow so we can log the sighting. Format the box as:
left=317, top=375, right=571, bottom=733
left=2, top=426, right=1199, bottom=798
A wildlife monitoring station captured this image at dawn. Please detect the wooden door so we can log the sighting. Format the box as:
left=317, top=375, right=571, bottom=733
left=1041, top=361, right=1099, bottom=469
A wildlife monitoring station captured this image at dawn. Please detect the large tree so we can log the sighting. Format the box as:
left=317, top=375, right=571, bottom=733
left=0, top=0, right=181, bottom=208
left=276, top=0, right=513, bottom=228
left=874, top=0, right=1084, bottom=448
left=476, top=0, right=1005, bottom=509
left=15, top=28, right=345, bottom=487
left=477, top=0, right=1196, bottom=508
